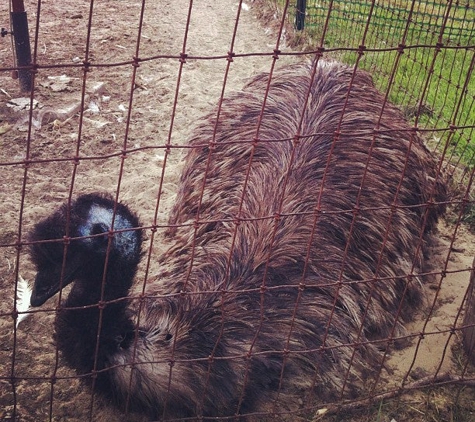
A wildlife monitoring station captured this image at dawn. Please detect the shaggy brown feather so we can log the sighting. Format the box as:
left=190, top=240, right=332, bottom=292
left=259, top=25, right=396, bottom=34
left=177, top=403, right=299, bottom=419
left=30, top=61, right=446, bottom=420
left=129, top=61, right=446, bottom=418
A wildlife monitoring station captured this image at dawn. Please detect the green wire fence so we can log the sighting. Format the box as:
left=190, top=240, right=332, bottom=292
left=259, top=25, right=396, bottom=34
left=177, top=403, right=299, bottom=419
left=286, top=0, right=475, bottom=171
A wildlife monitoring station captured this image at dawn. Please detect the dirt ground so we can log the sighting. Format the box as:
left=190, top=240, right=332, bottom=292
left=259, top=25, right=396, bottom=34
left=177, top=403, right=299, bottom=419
left=0, top=0, right=474, bottom=421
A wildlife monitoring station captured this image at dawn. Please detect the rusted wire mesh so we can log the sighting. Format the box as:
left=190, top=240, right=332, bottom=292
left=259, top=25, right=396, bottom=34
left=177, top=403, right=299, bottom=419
left=0, top=0, right=474, bottom=421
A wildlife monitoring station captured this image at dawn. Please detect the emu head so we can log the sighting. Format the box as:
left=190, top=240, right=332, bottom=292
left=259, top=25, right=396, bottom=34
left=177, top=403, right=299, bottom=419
left=29, top=194, right=142, bottom=307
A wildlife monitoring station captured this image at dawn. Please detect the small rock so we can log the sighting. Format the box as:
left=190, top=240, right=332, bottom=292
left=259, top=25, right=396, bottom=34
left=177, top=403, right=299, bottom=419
left=6, top=97, right=39, bottom=111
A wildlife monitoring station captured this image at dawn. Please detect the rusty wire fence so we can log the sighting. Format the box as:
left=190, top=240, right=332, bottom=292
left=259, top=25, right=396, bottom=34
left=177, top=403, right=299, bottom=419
left=0, top=0, right=474, bottom=421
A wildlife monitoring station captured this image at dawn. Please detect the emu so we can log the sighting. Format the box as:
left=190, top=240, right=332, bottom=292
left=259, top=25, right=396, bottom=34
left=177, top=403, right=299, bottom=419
left=29, top=61, right=446, bottom=420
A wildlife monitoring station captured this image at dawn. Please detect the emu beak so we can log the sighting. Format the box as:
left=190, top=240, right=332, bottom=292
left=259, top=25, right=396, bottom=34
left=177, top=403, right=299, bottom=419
left=30, top=273, right=62, bottom=307
left=30, top=282, right=59, bottom=306
left=30, top=265, right=78, bottom=307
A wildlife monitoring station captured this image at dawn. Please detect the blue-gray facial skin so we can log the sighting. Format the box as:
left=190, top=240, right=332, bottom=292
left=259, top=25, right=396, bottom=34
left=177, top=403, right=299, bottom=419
left=78, top=204, right=138, bottom=260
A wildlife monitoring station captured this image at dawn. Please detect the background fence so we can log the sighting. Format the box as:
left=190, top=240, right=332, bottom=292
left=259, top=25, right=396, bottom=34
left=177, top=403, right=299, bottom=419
left=0, top=0, right=474, bottom=421
left=283, top=0, right=475, bottom=177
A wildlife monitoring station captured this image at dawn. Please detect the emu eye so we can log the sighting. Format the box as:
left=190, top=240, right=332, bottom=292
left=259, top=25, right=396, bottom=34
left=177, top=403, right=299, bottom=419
left=165, top=333, right=173, bottom=341
left=91, top=222, right=109, bottom=236
left=90, top=223, right=109, bottom=247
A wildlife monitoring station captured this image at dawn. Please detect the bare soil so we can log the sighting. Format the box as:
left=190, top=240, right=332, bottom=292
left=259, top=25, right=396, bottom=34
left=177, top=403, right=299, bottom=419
left=0, top=1, right=473, bottom=421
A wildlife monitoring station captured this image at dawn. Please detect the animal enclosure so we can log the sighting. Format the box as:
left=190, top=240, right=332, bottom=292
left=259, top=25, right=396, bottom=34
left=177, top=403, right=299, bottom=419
left=0, top=1, right=474, bottom=421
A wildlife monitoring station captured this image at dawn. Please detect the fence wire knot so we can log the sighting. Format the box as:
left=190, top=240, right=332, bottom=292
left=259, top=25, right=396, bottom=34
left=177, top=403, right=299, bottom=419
left=179, top=53, right=188, bottom=63
left=132, top=56, right=141, bottom=68
left=397, top=43, right=406, bottom=53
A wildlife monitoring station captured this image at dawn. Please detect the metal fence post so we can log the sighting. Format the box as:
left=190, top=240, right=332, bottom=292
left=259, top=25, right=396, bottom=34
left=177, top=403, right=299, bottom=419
left=296, top=0, right=306, bottom=31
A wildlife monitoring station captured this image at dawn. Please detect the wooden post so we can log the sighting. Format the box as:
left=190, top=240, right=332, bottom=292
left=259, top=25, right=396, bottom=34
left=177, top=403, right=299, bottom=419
left=11, top=0, right=26, bottom=13
left=462, top=257, right=475, bottom=364
left=11, top=0, right=32, bottom=91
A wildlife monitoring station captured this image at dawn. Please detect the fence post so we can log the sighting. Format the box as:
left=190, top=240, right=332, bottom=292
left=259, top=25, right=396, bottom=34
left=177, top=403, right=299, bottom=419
left=11, top=0, right=32, bottom=92
left=462, top=257, right=475, bottom=364
left=295, top=0, right=306, bottom=31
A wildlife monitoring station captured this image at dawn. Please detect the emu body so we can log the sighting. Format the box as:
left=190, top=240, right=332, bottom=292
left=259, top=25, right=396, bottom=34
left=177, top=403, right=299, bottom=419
left=29, top=62, right=446, bottom=420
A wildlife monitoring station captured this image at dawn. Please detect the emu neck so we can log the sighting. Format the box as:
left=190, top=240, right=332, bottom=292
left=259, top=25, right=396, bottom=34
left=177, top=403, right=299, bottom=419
left=65, top=260, right=134, bottom=308
left=55, top=261, right=135, bottom=380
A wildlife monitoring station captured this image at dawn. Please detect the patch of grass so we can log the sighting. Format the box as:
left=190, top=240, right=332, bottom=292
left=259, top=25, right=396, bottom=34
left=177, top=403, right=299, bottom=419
left=271, top=0, right=475, bottom=169
left=313, top=386, right=475, bottom=422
